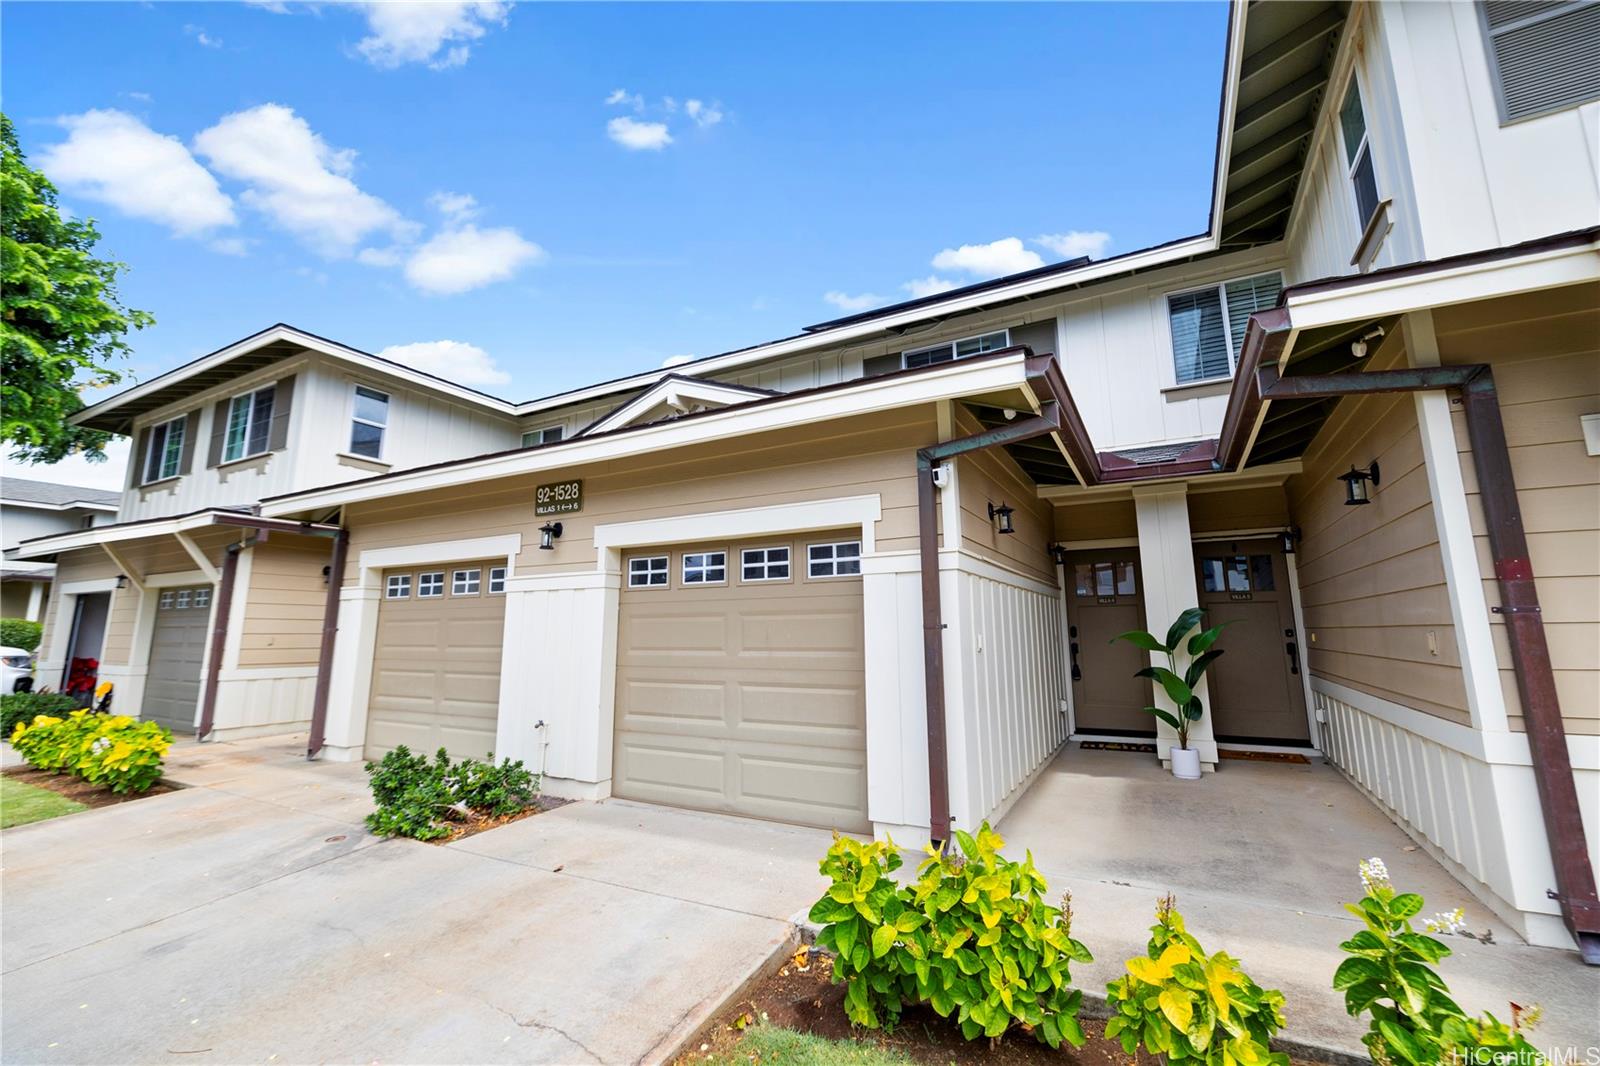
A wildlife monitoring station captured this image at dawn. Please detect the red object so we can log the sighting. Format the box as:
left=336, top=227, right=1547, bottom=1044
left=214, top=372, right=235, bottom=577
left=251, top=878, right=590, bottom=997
left=64, top=657, right=99, bottom=696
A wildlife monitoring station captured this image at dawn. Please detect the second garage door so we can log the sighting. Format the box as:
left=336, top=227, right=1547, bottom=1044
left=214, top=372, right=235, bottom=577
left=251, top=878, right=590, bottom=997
left=364, top=560, right=506, bottom=762
left=613, top=533, right=868, bottom=832
left=144, top=585, right=213, bottom=734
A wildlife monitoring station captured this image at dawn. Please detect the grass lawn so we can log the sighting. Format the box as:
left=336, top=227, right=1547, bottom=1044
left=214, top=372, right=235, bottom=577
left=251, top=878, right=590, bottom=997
left=700, top=1025, right=915, bottom=1065
left=1, top=775, right=87, bottom=828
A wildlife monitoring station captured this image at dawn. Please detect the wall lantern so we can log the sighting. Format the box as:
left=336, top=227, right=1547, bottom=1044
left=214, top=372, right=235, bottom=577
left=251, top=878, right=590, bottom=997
left=320, top=564, right=332, bottom=586
left=538, top=521, right=564, bottom=550
left=115, top=574, right=129, bottom=590
left=1338, top=462, right=1380, bottom=506
left=1279, top=527, right=1301, bottom=556
left=987, top=502, right=1016, bottom=535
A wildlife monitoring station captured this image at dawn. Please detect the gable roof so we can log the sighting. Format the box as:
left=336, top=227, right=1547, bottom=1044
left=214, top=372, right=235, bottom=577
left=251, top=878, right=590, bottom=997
left=577, top=374, right=778, bottom=437
left=0, top=478, right=120, bottom=511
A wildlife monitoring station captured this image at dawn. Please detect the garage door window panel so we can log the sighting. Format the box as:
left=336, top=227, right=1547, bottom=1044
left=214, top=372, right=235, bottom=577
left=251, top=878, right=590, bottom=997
left=452, top=568, right=481, bottom=596
left=417, top=571, right=445, bottom=598
left=488, top=567, right=507, bottom=594
left=628, top=555, right=670, bottom=589
left=386, top=574, right=411, bottom=599
left=807, top=541, right=862, bottom=579
left=682, top=550, right=727, bottom=586
left=740, top=546, right=791, bottom=583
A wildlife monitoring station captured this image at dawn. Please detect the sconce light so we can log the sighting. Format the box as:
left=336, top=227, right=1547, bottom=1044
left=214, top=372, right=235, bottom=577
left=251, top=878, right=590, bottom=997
left=987, top=502, right=1016, bottom=535
left=1280, top=527, right=1301, bottom=555
left=1338, top=462, right=1380, bottom=506
left=115, top=574, right=129, bottom=590
left=321, top=564, right=332, bottom=586
left=538, top=521, right=564, bottom=550
left=1350, top=325, right=1386, bottom=360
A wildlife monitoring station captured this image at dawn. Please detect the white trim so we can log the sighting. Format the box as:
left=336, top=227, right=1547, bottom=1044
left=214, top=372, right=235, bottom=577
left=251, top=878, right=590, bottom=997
left=593, top=495, right=883, bottom=559
left=622, top=554, right=671, bottom=590
left=1037, top=460, right=1303, bottom=502
left=580, top=376, right=773, bottom=436
left=0, top=497, right=117, bottom=513
left=347, top=383, right=390, bottom=462
left=355, top=534, right=523, bottom=586
left=805, top=539, right=864, bottom=580
left=679, top=548, right=729, bottom=587
left=13, top=509, right=340, bottom=560
left=265, top=353, right=1046, bottom=516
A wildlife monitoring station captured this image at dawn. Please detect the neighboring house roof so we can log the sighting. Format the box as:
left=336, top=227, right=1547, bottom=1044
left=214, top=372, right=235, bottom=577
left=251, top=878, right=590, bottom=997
left=0, top=478, right=120, bottom=511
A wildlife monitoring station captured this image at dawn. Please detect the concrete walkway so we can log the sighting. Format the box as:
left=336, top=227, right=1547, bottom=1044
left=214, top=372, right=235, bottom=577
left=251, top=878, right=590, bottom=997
left=997, top=746, right=1600, bottom=1061
left=2, top=735, right=829, bottom=1065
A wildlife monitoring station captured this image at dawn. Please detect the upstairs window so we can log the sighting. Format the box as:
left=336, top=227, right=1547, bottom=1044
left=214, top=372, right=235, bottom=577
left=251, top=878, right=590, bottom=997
left=143, top=415, right=187, bottom=483
left=902, top=329, right=1009, bottom=370
left=349, top=386, right=389, bottom=459
left=223, top=385, right=276, bottom=463
left=1167, top=272, right=1284, bottom=384
left=1338, top=79, right=1381, bottom=230
left=522, top=425, right=564, bottom=448
left=1479, top=1, right=1600, bottom=122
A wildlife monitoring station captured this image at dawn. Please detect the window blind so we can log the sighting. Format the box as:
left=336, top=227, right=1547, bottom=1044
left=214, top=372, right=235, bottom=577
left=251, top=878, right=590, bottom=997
left=1168, top=288, right=1231, bottom=383
left=1224, top=273, right=1284, bottom=360
left=1481, top=0, right=1600, bottom=121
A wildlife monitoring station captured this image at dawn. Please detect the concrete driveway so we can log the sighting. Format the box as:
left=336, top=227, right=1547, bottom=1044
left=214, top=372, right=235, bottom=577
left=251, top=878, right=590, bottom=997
left=2, top=736, right=829, bottom=1065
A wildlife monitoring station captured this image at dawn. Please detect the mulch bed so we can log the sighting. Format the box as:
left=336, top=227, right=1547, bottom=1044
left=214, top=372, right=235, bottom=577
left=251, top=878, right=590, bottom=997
left=680, top=951, right=1312, bottom=1066
left=2, top=767, right=176, bottom=809
left=427, top=794, right=572, bottom=844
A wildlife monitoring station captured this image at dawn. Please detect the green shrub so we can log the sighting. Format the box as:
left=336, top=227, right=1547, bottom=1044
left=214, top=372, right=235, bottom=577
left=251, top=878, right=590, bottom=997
left=364, top=745, right=539, bottom=841
left=808, top=823, right=1092, bottom=1049
left=1, top=691, right=80, bottom=735
left=0, top=618, right=43, bottom=652
left=9, top=711, right=172, bottom=793
left=1336, top=858, right=1546, bottom=1066
left=1105, top=895, right=1287, bottom=1066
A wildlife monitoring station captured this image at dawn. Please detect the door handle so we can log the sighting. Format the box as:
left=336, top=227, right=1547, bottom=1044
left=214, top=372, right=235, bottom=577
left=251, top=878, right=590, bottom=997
left=1068, top=638, right=1082, bottom=682
left=1285, top=640, right=1301, bottom=676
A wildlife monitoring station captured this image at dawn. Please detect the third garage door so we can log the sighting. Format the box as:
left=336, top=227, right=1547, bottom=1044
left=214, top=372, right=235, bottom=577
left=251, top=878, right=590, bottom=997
left=364, top=561, right=506, bottom=762
left=613, top=533, right=868, bottom=832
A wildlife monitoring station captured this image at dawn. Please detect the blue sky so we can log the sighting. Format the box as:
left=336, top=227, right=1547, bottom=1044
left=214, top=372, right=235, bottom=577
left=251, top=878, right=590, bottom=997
left=2, top=1, right=1228, bottom=488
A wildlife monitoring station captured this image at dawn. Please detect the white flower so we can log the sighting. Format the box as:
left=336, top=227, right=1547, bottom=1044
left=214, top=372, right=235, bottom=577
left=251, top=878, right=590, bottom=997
left=1423, top=907, right=1467, bottom=935
left=1359, top=857, right=1391, bottom=893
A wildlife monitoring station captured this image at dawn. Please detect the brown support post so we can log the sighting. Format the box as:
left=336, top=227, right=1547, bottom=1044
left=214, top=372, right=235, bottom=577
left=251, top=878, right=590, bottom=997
left=196, top=542, right=243, bottom=740
left=306, top=527, right=349, bottom=760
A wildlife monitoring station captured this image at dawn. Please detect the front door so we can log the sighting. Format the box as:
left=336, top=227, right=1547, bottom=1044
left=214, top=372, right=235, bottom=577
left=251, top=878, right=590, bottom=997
left=1064, top=549, right=1153, bottom=735
left=1193, top=539, right=1309, bottom=744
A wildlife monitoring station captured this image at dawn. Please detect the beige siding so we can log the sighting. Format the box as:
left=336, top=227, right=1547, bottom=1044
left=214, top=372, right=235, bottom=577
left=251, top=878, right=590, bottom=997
left=1435, top=285, right=1600, bottom=736
left=39, top=550, right=131, bottom=666
left=1188, top=485, right=1290, bottom=535
left=1287, top=342, right=1469, bottom=724
left=1052, top=498, right=1139, bottom=542
left=340, top=407, right=939, bottom=582
left=953, top=409, right=1056, bottom=583
left=239, top=539, right=330, bottom=669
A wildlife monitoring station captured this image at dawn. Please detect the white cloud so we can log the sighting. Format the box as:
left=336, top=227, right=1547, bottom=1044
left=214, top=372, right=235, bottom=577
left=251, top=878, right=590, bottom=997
left=902, top=275, right=958, bottom=298
left=245, top=0, right=292, bottom=12
left=684, top=99, right=723, bottom=128
left=1032, top=230, right=1112, bottom=260
left=403, top=224, right=544, bottom=295
left=123, top=91, right=153, bottom=103
left=606, top=88, right=644, bottom=111
left=376, top=340, right=510, bottom=386
left=1, top=436, right=131, bottom=494
left=194, top=103, right=412, bottom=258
left=185, top=25, right=223, bottom=48
left=661, top=354, right=694, bottom=368
left=607, top=116, right=673, bottom=151
left=209, top=236, right=250, bottom=256
left=38, top=110, right=236, bottom=238
left=930, top=237, right=1044, bottom=279
left=823, top=291, right=880, bottom=312
left=429, top=190, right=480, bottom=223
left=354, top=1, right=508, bottom=69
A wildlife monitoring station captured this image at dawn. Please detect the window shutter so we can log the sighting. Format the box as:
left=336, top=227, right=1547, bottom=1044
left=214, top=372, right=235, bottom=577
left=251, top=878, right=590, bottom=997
left=206, top=400, right=230, bottom=468
left=178, top=410, right=200, bottom=474
left=1481, top=1, right=1600, bottom=121
left=863, top=353, right=902, bottom=378
left=1223, top=273, right=1285, bottom=360
left=131, top=426, right=153, bottom=487
left=267, top=374, right=296, bottom=451
left=1168, top=289, right=1231, bottom=383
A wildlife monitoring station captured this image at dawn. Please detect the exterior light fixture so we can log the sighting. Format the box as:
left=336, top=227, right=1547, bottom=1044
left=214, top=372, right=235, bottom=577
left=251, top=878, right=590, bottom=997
left=321, top=564, right=332, bottom=586
left=1280, top=528, right=1301, bottom=555
left=115, top=574, right=129, bottom=589
left=538, top=521, right=564, bottom=550
left=987, top=502, right=1016, bottom=535
left=1338, top=462, right=1380, bottom=506
left=1350, top=325, right=1386, bottom=360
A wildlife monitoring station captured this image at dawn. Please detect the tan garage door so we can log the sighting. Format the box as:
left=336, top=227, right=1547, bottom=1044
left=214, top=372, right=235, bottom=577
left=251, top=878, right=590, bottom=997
left=364, top=560, right=506, bottom=762
left=613, top=533, right=868, bottom=832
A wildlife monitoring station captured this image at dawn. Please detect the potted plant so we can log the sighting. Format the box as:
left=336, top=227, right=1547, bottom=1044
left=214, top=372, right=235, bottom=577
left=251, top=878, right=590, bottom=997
left=1111, top=607, right=1228, bottom=780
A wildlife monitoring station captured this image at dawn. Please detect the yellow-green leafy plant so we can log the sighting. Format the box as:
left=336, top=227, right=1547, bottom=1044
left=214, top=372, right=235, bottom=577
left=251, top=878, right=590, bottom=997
left=10, top=711, right=171, bottom=793
left=808, top=823, right=1093, bottom=1048
left=1106, top=895, right=1288, bottom=1066
left=1336, top=858, right=1545, bottom=1066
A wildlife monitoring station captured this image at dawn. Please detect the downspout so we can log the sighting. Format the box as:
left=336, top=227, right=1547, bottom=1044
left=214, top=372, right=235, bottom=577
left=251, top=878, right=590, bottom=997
left=196, top=540, right=245, bottom=740
left=306, top=526, right=350, bottom=760
left=915, top=399, right=1063, bottom=845
left=1257, top=363, right=1600, bottom=963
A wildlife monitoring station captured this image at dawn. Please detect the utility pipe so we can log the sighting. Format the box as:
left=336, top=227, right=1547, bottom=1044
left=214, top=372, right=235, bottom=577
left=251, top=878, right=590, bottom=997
left=196, top=540, right=245, bottom=740
left=306, top=527, right=350, bottom=760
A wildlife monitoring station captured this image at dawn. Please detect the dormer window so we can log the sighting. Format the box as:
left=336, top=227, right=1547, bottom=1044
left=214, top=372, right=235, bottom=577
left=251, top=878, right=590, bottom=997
left=222, top=385, right=276, bottom=463
left=142, top=415, right=187, bottom=484
left=349, top=385, right=389, bottom=459
left=902, top=329, right=1009, bottom=370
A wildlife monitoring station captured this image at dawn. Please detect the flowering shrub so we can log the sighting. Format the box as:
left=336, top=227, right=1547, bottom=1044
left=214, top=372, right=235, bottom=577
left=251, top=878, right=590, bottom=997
left=10, top=711, right=171, bottom=793
left=364, top=745, right=539, bottom=840
left=1336, top=857, right=1545, bottom=1066
left=1105, top=894, right=1287, bottom=1066
left=808, top=823, right=1093, bottom=1049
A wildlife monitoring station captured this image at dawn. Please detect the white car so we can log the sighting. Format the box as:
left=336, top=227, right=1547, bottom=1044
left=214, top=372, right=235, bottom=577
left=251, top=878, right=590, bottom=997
left=1, top=647, right=35, bottom=694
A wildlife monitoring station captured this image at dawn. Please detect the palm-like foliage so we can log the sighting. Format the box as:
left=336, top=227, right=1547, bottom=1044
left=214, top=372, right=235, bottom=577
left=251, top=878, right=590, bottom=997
left=1109, top=607, right=1230, bottom=750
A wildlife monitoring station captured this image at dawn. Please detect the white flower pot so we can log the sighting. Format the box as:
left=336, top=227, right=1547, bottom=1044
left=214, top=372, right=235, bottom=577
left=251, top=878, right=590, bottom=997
left=1170, top=746, right=1202, bottom=780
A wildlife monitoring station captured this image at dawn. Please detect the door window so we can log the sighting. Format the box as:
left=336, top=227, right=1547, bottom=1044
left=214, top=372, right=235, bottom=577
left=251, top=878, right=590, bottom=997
left=1200, top=554, right=1275, bottom=596
left=1073, top=561, right=1136, bottom=599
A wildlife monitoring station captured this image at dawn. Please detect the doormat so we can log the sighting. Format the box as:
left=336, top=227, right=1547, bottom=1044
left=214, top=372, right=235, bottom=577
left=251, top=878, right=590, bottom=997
left=1078, top=741, right=1157, bottom=753
left=1219, top=749, right=1311, bottom=764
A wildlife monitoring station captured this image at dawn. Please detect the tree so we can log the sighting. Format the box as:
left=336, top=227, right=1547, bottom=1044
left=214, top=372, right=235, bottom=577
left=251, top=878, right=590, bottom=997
left=1, top=112, right=152, bottom=463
